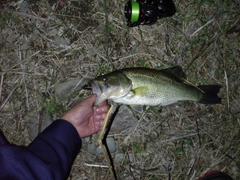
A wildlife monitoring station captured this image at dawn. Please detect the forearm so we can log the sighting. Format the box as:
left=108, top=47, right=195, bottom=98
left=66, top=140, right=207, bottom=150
left=0, top=120, right=81, bottom=180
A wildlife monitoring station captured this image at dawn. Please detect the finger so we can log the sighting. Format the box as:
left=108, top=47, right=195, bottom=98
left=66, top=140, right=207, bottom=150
left=84, top=94, right=96, bottom=106
left=95, top=119, right=103, bottom=127
left=96, top=100, right=109, bottom=106
left=96, top=101, right=110, bottom=111
left=95, top=113, right=106, bottom=120
left=95, top=113, right=105, bottom=125
left=96, top=105, right=110, bottom=113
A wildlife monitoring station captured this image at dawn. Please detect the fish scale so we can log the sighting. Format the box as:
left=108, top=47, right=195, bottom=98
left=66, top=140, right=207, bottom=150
left=114, top=68, right=200, bottom=106
left=91, top=66, right=221, bottom=112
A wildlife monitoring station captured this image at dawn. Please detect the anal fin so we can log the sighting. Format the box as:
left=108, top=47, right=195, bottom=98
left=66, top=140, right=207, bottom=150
left=130, top=104, right=144, bottom=113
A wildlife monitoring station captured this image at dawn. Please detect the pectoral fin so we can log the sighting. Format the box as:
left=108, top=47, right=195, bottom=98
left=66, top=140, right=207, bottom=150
left=132, top=86, right=149, bottom=96
left=125, top=87, right=148, bottom=113
left=130, top=104, right=144, bottom=113
left=125, top=86, right=148, bottom=98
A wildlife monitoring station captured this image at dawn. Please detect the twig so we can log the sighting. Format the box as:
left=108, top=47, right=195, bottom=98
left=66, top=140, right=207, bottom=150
left=97, top=104, right=118, bottom=180
left=84, top=163, right=108, bottom=168
left=186, top=37, right=216, bottom=70
left=0, top=74, right=4, bottom=101
left=0, top=83, right=19, bottom=112
left=190, top=19, right=215, bottom=37
left=5, top=51, right=40, bottom=74
left=224, top=70, right=229, bottom=110
left=13, top=11, right=49, bottom=21
left=161, top=132, right=205, bottom=143
left=17, top=45, right=29, bottom=110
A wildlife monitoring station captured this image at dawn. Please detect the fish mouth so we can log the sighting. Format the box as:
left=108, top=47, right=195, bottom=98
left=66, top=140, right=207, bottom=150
left=91, top=80, right=100, bottom=96
left=91, top=80, right=109, bottom=105
left=91, top=79, right=132, bottom=105
left=91, top=80, right=107, bottom=95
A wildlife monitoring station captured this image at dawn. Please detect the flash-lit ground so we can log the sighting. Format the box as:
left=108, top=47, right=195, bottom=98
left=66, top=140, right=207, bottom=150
left=0, top=0, right=240, bottom=179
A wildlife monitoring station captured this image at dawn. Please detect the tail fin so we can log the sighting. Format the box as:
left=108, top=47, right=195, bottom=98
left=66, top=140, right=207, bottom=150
left=198, top=85, right=222, bottom=104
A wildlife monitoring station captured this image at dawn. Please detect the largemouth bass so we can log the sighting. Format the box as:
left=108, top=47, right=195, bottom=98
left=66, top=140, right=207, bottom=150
left=91, top=66, right=221, bottom=112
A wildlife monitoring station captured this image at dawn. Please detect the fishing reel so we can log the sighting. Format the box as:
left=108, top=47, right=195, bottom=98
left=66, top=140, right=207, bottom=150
left=124, top=0, right=176, bottom=27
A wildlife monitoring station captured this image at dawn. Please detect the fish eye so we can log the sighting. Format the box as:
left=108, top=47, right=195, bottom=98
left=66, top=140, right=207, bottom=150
left=102, top=77, right=108, bottom=82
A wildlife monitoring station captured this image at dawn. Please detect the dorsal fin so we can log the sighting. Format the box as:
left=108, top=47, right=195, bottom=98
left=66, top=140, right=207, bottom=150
left=160, top=66, right=186, bottom=82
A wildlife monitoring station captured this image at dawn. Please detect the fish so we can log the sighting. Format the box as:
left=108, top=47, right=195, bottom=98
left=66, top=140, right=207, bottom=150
left=91, top=66, right=221, bottom=112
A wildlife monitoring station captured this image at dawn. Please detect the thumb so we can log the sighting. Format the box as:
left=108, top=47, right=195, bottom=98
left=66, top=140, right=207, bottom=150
left=84, top=94, right=96, bottom=106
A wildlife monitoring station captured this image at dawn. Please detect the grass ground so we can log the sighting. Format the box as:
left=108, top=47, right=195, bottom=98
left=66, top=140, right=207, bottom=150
left=0, top=0, right=240, bottom=179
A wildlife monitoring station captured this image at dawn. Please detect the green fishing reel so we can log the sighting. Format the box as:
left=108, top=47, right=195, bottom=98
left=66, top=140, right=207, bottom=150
left=124, top=0, right=176, bottom=27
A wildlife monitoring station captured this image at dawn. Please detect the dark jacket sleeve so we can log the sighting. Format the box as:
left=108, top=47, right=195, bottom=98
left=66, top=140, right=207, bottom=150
left=0, top=119, right=81, bottom=180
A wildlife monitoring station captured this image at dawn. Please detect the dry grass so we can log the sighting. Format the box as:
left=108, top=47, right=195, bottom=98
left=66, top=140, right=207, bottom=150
left=0, top=0, right=240, bottom=179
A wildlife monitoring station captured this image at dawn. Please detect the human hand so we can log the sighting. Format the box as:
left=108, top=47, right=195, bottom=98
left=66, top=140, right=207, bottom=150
left=61, top=95, right=110, bottom=138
